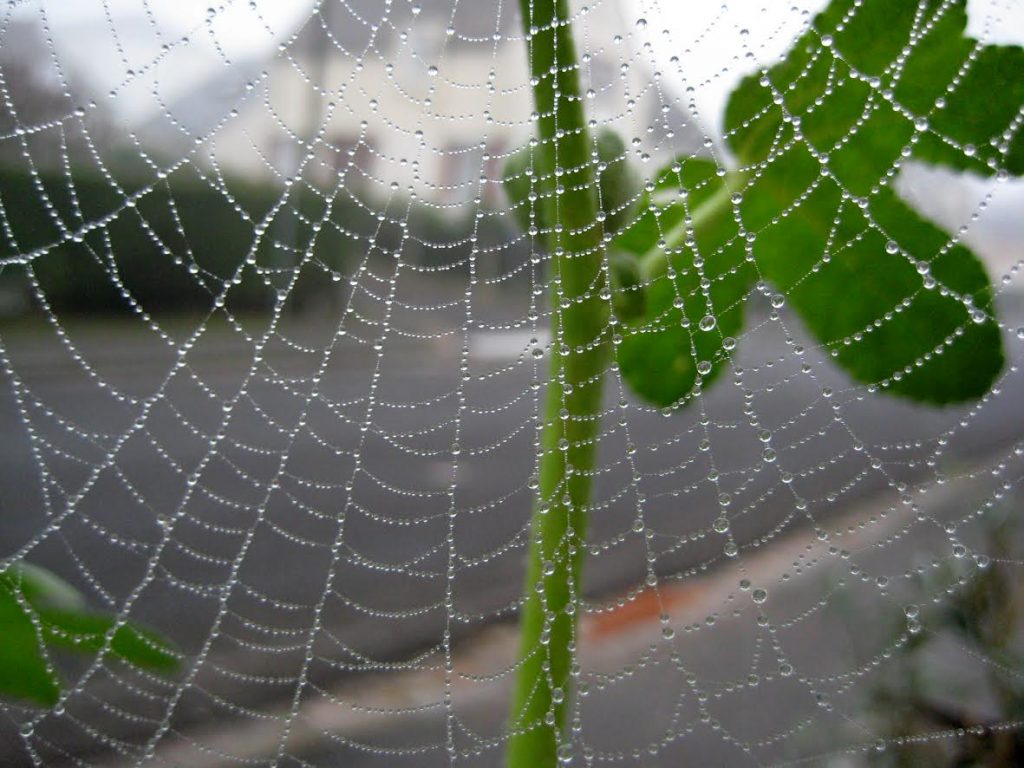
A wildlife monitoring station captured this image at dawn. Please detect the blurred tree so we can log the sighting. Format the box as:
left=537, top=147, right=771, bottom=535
left=0, top=17, right=113, bottom=170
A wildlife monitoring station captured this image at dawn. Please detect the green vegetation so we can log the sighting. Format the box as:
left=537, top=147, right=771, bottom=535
left=505, top=0, right=1020, bottom=764
left=0, top=166, right=508, bottom=316
left=0, top=562, right=179, bottom=707
left=504, top=1, right=612, bottom=763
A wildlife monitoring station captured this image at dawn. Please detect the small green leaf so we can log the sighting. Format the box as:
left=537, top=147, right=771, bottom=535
left=39, top=608, right=180, bottom=673
left=13, top=562, right=88, bottom=611
left=0, top=584, right=60, bottom=706
left=614, top=158, right=754, bottom=407
left=0, top=564, right=180, bottom=707
left=722, top=0, right=1014, bottom=404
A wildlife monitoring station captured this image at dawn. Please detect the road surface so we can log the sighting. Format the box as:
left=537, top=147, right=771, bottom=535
left=1, top=290, right=1022, bottom=764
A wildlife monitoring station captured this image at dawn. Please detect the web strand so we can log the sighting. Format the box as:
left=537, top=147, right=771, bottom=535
left=1, top=1, right=1023, bottom=766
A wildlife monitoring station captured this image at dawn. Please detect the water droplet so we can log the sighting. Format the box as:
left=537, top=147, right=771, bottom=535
left=699, top=314, right=716, bottom=332
left=770, top=293, right=785, bottom=309
left=558, top=743, right=573, bottom=764
left=751, top=588, right=768, bottom=604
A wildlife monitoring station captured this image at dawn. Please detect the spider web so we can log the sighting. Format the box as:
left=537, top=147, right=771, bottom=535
left=1, top=0, right=1023, bottom=765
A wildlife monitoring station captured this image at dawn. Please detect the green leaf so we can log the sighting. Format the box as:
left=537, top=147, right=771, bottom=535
left=0, top=584, right=60, bottom=706
left=726, top=0, right=1023, bottom=177
left=13, top=562, right=88, bottom=611
left=0, top=564, right=180, bottom=706
left=38, top=608, right=180, bottom=673
left=614, top=158, right=754, bottom=407
left=721, top=0, right=1013, bottom=404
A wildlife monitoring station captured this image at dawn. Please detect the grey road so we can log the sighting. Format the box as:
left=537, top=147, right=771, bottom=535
left=1, top=290, right=1022, bottom=764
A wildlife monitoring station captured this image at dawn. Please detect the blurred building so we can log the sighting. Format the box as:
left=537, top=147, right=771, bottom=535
left=140, top=0, right=707, bottom=215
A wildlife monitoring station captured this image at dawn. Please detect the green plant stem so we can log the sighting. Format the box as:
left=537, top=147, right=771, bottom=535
left=637, top=169, right=747, bottom=283
left=507, top=0, right=610, bottom=765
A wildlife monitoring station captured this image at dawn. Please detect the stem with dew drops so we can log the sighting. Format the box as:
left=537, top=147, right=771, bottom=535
left=506, top=0, right=610, bottom=764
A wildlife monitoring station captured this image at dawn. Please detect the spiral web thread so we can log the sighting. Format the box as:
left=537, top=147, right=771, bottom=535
left=1, top=0, right=1023, bottom=765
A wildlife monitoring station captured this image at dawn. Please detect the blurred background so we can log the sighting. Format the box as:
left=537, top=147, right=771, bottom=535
left=1, top=1, right=1023, bottom=765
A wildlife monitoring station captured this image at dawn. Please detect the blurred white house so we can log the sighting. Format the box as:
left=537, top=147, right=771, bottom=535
left=140, top=0, right=706, bottom=216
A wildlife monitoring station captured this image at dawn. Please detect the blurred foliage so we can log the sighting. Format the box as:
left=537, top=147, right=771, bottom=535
left=0, top=562, right=180, bottom=707
left=0, top=165, right=511, bottom=316
left=503, top=126, right=641, bottom=238
left=611, top=158, right=750, bottom=406
left=864, top=504, right=1024, bottom=766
